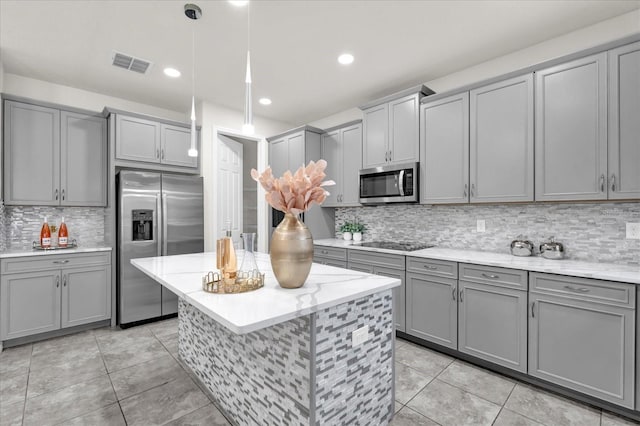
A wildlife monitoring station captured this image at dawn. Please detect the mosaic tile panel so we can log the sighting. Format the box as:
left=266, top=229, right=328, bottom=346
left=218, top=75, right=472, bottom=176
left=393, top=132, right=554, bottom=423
left=335, top=202, right=640, bottom=266
left=0, top=202, right=6, bottom=251
left=2, top=205, right=107, bottom=250
left=178, top=289, right=395, bottom=426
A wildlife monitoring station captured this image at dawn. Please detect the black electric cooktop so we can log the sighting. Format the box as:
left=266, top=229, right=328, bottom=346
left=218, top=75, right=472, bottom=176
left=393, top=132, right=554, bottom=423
left=359, top=241, right=435, bottom=251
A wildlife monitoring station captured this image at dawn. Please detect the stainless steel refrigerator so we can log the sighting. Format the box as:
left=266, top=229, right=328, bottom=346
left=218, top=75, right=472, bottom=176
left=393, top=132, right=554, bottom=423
left=117, top=171, right=204, bottom=326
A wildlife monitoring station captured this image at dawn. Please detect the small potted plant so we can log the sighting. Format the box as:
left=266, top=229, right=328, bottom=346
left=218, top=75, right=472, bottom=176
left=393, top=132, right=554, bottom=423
left=351, top=222, right=365, bottom=242
left=340, top=222, right=354, bottom=241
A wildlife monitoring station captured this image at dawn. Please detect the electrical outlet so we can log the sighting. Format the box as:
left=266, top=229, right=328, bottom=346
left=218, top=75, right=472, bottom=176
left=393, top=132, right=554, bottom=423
left=626, top=223, right=640, bottom=240
left=352, top=325, right=369, bottom=347
left=477, top=219, right=486, bottom=233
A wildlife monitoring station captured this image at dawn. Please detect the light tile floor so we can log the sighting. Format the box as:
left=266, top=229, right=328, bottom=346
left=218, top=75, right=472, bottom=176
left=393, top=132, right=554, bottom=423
left=0, top=319, right=637, bottom=426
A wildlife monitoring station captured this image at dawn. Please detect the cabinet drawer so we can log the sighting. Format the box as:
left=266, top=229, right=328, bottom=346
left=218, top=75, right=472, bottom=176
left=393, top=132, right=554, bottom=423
left=459, top=263, right=527, bottom=290
left=406, top=257, right=457, bottom=278
left=314, top=258, right=347, bottom=269
left=347, top=250, right=404, bottom=270
left=313, top=246, right=347, bottom=262
left=530, top=272, right=635, bottom=308
left=1, top=252, right=111, bottom=274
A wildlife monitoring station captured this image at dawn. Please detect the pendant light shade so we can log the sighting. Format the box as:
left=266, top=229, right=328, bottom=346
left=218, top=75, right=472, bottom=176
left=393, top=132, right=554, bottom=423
left=188, top=95, right=198, bottom=157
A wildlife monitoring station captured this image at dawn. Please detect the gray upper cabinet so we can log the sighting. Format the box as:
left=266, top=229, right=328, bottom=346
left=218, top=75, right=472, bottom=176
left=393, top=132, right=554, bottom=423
left=268, top=137, right=288, bottom=177
left=115, top=113, right=198, bottom=170
left=60, top=111, right=107, bottom=206
left=362, top=93, right=421, bottom=168
left=535, top=53, right=608, bottom=201
left=320, top=121, right=362, bottom=207
left=3, top=101, right=60, bottom=205
left=528, top=273, right=635, bottom=409
left=420, top=93, right=469, bottom=204
left=608, top=41, right=640, bottom=199
left=470, top=74, right=534, bottom=203
left=3, top=100, right=107, bottom=207
left=161, top=124, right=198, bottom=168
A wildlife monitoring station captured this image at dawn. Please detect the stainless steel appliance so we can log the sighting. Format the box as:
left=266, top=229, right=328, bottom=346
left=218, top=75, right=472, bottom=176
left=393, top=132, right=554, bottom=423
left=359, top=162, right=418, bottom=204
left=117, top=171, right=204, bottom=326
left=359, top=241, right=433, bottom=251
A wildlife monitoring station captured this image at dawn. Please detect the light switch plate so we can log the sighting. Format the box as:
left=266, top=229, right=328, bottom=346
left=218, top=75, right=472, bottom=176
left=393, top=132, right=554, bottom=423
left=477, top=219, right=486, bottom=233
left=626, top=223, right=640, bottom=239
left=352, top=325, right=369, bottom=347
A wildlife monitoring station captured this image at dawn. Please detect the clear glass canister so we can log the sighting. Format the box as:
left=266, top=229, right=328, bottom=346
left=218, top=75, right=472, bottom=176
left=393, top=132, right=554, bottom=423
left=237, top=233, right=260, bottom=281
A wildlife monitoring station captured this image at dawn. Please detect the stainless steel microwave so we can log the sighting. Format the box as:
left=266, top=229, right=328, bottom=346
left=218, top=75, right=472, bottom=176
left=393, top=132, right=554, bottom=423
left=359, top=162, right=419, bottom=204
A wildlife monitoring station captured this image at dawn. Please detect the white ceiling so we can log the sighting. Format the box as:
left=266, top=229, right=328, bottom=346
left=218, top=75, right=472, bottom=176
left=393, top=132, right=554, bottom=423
left=1, top=0, right=639, bottom=126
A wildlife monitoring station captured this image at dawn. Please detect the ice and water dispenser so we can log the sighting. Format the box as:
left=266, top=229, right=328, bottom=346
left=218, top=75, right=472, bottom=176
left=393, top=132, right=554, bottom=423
left=132, top=210, right=153, bottom=241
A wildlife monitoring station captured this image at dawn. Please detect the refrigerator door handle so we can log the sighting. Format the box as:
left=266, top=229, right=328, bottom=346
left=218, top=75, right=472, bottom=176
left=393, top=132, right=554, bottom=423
left=162, top=192, right=168, bottom=256
left=156, top=193, right=162, bottom=257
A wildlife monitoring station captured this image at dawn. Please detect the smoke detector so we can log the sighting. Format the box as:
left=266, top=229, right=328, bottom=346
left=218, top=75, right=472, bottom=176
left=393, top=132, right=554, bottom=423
left=184, top=4, right=202, bottom=20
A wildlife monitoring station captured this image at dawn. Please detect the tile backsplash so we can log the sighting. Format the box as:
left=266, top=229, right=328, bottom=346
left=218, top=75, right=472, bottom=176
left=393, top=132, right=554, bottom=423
left=0, top=205, right=107, bottom=250
left=335, top=202, right=640, bottom=266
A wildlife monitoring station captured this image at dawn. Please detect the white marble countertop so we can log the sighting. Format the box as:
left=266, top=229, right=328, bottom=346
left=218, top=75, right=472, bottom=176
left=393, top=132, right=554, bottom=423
left=0, top=246, right=113, bottom=259
left=314, top=239, right=640, bottom=285
left=131, top=251, right=400, bottom=335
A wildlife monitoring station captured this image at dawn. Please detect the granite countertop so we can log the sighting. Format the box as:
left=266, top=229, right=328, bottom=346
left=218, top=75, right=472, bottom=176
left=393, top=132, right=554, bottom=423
left=313, top=239, right=640, bottom=285
left=131, top=251, right=400, bottom=335
left=0, top=246, right=113, bottom=259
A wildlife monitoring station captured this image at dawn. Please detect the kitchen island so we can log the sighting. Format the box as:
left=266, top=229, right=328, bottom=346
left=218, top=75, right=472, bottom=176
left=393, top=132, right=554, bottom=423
left=132, top=251, right=401, bottom=426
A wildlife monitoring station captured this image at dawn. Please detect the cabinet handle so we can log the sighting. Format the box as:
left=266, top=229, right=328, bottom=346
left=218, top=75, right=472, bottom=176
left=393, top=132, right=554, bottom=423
left=161, top=149, right=165, bottom=159
left=63, top=275, right=67, bottom=287
left=564, top=285, right=590, bottom=293
left=481, top=273, right=499, bottom=279
left=56, top=276, right=60, bottom=288
left=463, top=184, right=467, bottom=198
left=531, top=301, right=535, bottom=318
left=52, top=260, right=70, bottom=264
left=611, top=174, right=616, bottom=192
left=470, top=183, right=475, bottom=197
left=156, top=148, right=160, bottom=159
left=61, top=189, right=65, bottom=201
left=321, top=250, right=328, bottom=254
left=389, top=150, right=392, bottom=161
left=385, top=151, right=388, bottom=162
left=424, top=265, right=438, bottom=270
left=452, top=286, right=456, bottom=301
left=459, top=289, right=464, bottom=302
left=55, top=189, right=59, bottom=201
left=600, top=174, right=605, bottom=192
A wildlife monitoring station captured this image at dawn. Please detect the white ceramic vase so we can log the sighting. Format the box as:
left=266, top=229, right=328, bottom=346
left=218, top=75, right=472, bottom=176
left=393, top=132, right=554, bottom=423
left=343, top=232, right=352, bottom=241
left=353, top=232, right=362, bottom=242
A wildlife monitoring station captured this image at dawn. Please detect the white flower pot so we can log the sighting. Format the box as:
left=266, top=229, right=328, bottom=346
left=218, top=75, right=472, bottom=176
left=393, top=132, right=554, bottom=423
left=353, top=232, right=362, bottom=242
left=343, top=232, right=352, bottom=241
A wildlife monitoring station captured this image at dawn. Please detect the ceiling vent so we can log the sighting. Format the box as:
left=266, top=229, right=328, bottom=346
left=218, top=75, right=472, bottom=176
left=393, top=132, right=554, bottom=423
left=111, top=51, right=152, bottom=74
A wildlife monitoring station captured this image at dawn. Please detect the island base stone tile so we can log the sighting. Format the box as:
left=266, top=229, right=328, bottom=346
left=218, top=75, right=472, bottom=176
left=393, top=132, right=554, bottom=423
left=179, top=290, right=394, bottom=426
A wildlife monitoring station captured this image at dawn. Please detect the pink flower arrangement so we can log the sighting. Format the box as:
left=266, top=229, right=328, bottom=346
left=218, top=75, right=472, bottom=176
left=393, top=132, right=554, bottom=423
left=251, top=160, right=335, bottom=215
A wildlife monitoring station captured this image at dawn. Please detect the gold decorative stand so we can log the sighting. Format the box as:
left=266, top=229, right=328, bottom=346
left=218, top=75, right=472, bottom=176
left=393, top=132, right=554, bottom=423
left=202, top=270, right=264, bottom=294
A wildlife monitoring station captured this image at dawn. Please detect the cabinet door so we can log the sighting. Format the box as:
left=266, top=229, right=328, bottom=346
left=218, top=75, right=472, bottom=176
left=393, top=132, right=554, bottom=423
left=362, top=104, right=389, bottom=168
left=341, top=123, right=363, bottom=205
left=3, top=101, right=60, bottom=205
left=420, top=93, right=469, bottom=204
left=1, top=271, right=61, bottom=340
left=287, top=132, right=305, bottom=171
left=61, top=265, right=111, bottom=328
left=269, top=138, right=288, bottom=177
left=535, top=53, right=608, bottom=201
left=458, top=281, right=527, bottom=372
left=608, top=41, right=640, bottom=199
left=115, top=115, right=161, bottom=163
left=529, top=293, right=634, bottom=408
left=161, top=124, right=198, bottom=168
left=389, top=94, right=420, bottom=165
left=60, top=111, right=107, bottom=206
left=470, top=74, right=533, bottom=203
left=406, top=273, right=457, bottom=349
left=320, top=130, right=341, bottom=206
left=376, top=266, right=406, bottom=333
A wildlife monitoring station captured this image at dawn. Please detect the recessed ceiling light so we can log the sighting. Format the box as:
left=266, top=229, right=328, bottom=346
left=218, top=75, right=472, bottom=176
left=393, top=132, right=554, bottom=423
left=163, top=67, right=181, bottom=78
left=338, top=53, right=354, bottom=65
left=259, top=97, right=272, bottom=106
left=228, top=0, right=248, bottom=6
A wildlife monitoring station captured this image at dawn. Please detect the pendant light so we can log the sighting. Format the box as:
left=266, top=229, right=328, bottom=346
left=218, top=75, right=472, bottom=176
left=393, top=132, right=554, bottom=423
left=185, top=4, right=201, bottom=157
left=242, top=2, right=254, bottom=135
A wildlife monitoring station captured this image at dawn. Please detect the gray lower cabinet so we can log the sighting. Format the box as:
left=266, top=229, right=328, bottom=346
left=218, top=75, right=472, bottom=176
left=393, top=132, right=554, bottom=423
left=347, top=251, right=405, bottom=332
left=3, top=100, right=107, bottom=206
left=313, top=245, right=347, bottom=269
left=608, top=41, right=640, bottom=200
left=528, top=272, right=636, bottom=409
left=535, top=53, right=608, bottom=201
left=0, top=252, right=112, bottom=341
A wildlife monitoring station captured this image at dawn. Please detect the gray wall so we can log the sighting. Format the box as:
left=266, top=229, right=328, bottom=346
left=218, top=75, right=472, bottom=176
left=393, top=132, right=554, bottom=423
left=335, top=202, right=640, bottom=266
left=1, top=205, right=107, bottom=250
